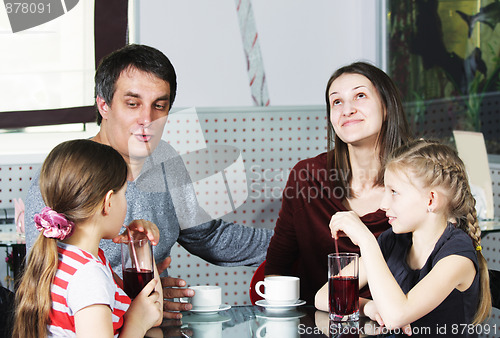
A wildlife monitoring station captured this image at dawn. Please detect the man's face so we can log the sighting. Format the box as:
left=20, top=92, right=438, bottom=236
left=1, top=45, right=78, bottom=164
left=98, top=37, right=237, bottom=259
left=97, top=67, right=171, bottom=164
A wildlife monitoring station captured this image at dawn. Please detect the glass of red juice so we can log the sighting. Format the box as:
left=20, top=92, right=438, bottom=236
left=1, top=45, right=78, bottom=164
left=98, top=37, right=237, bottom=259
left=328, top=253, right=359, bottom=321
left=121, top=235, right=154, bottom=299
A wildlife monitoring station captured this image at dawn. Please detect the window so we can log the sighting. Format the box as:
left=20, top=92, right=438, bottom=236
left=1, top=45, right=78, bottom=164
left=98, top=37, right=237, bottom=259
left=0, top=0, right=128, bottom=129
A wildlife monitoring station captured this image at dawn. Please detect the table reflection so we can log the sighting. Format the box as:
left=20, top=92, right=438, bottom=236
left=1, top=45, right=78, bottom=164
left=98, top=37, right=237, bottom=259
left=314, top=310, right=399, bottom=338
left=146, top=305, right=389, bottom=338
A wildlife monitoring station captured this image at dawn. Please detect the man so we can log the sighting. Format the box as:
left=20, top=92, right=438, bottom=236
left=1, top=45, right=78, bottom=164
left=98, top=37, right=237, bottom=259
left=25, top=44, right=273, bottom=318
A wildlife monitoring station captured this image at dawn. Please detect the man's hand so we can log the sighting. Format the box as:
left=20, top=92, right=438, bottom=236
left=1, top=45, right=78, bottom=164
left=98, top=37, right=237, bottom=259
left=158, top=257, right=194, bottom=319
left=113, top=219, right=160, bottom=246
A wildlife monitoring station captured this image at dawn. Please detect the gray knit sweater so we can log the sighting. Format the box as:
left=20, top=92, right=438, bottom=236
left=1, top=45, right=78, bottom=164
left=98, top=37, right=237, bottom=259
left=25, top=141, right=272, bottom=276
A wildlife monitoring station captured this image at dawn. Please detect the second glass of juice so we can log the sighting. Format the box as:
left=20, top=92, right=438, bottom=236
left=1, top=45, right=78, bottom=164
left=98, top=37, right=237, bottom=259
left=328, top=253, right=359, bottom=321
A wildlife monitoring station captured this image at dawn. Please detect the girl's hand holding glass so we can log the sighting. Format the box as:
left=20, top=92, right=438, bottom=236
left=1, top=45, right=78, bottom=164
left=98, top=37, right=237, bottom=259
left=124, top=278, right=163, bottom=332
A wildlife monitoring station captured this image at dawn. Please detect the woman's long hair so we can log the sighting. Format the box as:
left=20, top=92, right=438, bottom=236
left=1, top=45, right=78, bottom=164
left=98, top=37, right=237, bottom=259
left=13, top=139, right=128, bottom=338
left=325, top=62, right=413, bottom=196
left=386, top=139, right=491, bottom=324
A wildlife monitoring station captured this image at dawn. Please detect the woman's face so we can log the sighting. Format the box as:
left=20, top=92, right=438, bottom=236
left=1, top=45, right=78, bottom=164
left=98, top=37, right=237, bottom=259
left=328, top=73, right=386, bottom=147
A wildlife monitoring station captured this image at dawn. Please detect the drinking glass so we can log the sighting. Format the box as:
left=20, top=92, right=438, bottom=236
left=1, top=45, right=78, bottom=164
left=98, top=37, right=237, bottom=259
left=328, top=253, right=359, bottom=321
left=121, top=235, right=154, bottom=299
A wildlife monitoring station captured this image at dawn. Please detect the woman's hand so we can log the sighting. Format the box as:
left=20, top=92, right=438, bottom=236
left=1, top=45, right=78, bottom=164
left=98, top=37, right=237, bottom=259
left=329, top=211, right=374, bottom=247
left=113, top=219, right=160, bottom=246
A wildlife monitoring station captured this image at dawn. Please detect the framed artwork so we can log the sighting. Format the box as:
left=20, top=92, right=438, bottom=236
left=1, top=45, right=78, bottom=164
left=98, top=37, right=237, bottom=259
left=387, top=0, right=500, bottom=154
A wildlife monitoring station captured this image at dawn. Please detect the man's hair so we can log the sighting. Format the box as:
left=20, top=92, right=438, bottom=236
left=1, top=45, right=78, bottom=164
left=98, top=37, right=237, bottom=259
left=94, top=44, right=177, bottom=125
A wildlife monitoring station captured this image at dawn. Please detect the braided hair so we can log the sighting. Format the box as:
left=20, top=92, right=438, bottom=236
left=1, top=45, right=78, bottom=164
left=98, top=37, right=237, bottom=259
left=385, top=139, right=491, bottom=324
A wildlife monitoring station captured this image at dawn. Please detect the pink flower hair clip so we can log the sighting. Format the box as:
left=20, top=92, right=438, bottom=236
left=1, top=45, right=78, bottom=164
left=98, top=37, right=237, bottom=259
left=34, top=207, right=75, bottom=240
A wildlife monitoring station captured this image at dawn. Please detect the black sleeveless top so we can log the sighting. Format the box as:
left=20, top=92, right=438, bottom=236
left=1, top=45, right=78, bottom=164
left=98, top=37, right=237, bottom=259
left=378, top=224, right=480, bottom=337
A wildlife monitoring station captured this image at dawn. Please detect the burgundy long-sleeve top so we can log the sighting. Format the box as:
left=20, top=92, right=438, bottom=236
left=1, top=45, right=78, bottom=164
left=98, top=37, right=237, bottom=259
left=265, top=152, right=390, bottom=305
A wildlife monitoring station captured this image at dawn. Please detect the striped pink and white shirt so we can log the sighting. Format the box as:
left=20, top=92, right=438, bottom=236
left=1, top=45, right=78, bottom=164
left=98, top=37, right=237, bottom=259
left=48, top=242, right=131, bottom=337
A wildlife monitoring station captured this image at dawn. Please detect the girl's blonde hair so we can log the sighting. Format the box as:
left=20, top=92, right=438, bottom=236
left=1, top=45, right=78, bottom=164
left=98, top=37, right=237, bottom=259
left=13, top=139, right=128, bottom=338
left=386, top=139, right=491, bottom=324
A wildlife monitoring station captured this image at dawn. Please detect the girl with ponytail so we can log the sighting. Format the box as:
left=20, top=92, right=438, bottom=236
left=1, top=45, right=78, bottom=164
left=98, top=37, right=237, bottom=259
left=316, top=139, right=491, bottom=337
left=13, top=139, right=162, bottom=338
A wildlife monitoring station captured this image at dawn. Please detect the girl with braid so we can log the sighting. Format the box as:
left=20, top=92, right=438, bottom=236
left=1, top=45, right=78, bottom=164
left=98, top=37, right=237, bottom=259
left=316, top=139, right=491, bottom=337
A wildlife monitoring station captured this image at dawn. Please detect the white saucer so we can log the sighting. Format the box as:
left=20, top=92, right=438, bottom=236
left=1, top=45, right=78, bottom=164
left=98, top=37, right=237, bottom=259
left=255, top=309, right=305, bottom=320
left=255, top=299, right=306, bottom=311
left=181, top=313, right=231, bottom=324
left=189, top=304, right=231, bottom=315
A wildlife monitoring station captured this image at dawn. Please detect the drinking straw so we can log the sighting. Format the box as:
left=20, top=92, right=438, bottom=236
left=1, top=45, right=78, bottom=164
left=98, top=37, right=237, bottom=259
left=331, top=239, right=347, bottom=321
left=127, top=227, right=141, bottom=273
left=334, top=238, right=342, bottom=272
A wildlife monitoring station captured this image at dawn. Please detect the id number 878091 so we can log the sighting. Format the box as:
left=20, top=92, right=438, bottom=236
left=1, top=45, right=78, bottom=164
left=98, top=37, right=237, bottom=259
left=452, top=324, right=497, bottom=335
left=5, top=2, right=51, bottom=14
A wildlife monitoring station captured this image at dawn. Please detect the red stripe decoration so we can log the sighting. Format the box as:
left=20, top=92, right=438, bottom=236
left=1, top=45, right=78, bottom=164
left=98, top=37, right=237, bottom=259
left=50, top=309, right=75, bottom=331
left=234, top=0, right=270, bottom=106
left=58, top=261, right=77, bottom=275
left=53, top=276, right=69, bottom=290
left=113, top=316, right=124, bottom=334
left=59, top=247, right=91, bottom=265
left=51, top=292, right=68, bottom=306
left=80, top=249, right=94, bottom=260
left=252, top=33, right=258, bottom=48
left=115, top=292, right=131, bottom=305
left=98, top=249, right=108, bottom=266
left=114, top=308, right=127, bottom=318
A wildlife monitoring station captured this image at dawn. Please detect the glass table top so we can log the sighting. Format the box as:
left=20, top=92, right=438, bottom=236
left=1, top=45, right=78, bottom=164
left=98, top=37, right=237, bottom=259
left=147, top=305, right=390, bottom=338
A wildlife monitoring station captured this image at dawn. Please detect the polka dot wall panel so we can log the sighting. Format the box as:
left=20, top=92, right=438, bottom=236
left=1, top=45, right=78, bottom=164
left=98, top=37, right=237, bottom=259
left=0, top=164, right=40, bottom=208
left=163, top=108, right=328, bottom=231
left=0, top=164, right=40, bottom=225
left=483, top=164, right=500, bottom=271
left=163, top=108, right=328, bottom=305
left=477, top=164, right=500, bottom=338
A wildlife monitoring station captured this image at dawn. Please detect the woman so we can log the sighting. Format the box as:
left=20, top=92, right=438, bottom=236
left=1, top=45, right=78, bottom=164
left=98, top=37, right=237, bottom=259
left=265, top=62, right=413, bottom=304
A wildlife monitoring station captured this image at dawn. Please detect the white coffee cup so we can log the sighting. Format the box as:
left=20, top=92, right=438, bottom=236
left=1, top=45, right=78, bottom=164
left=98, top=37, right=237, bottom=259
left=255, top=276, right=300, bottom=305
left=189, top=285, right=222, bottom=310
left=256, top=318, right=300, bottom=338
